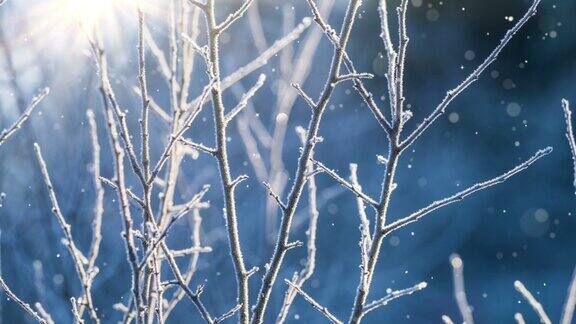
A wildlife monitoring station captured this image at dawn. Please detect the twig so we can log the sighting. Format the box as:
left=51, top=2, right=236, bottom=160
left=225, top=74, right=266, bottom=124
left=383, top=147, right=552, bottom=235
left=276, top=127, right=321, bottom=323
left=100, top=177, right=144, bottom=207
left=514, top=280, right=552, bottom=324
left=562, top=99, right=576, bottom=195
left=284, top=280, right=342, bottom=324
left=34, top=143, right=100, bottom=323
left=215, top=304, right=242, bottom=323
left=179, top=139, right=217, bottom=155
left=363, top=281, right=427, bottom=315
left=148, top=80, right=214, bottom=185
left=401, top=0, right=542, bottom=150
left=262, top=182, right=286, bottom=211
left=203, top=1, right=252, bottom=321
left=217, top=0, right=255, bottom=33
left=0, top=87, right=49, bottom=147
left=252, top=1, right=363, bottom=322
left=0, top=276, right=46, bottom=323
left=103, top=107, right=143, bottom=323
left=292, top=83, right=316, bottom=110
left=349, top=163, right=372, bottom=268
left=515, top=313, right=526, bottom=324
left=312, top=160, right=379, bottom=208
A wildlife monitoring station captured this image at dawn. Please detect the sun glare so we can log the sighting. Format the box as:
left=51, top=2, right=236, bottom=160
left=15, top=0, right=161, bottom=54
left=63, top=0, right=137, bottom=30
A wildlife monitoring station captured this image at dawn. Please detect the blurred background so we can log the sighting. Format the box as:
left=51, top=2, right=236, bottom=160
left=0, top=0, right=574, bottom=322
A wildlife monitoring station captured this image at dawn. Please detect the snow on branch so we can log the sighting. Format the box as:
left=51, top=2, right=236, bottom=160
left=363, top=281, right=427, bottom=315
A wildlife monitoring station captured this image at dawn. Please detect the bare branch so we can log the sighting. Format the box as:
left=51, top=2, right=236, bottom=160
left=203, top=0, right=253, bottom=319
left=401, top=0, right=542, bottom=150
left=335, top=72, right=373, bottom=84
left=305, top=0, right=393, bottom=135
left=312, top=159, right=379, bottom=208
left=383, top=147, right=552, bottom=235
left=276, top=126, right=322, bottom=323
left=349, top=163, right=372, bottom=266
left=100, top=177, right=144, bottom=207
left=217, top=0, right=256, bottom=33
left=284, top=280, right=342, bottom=324
left=215, top=304, right=242, bottom=324
left=225, top=74, right=266, bottom=124
left=148, top=80, right=214, bottom=184
left=160, top=246, right=212, bottom=259
left=514, top=280, right=552, bottom=324
left=179, top=138, right=217, bottom=155
left=292, top=83, right=316, bottom=110
left=263, top=181, right=286, bottom=211
left=363, top=281, right=427, bottom=315
left=0, top=87, right=49, bottom=147
left=253, top=1, right=364, bottom=321
left=103, top=106, right=143, bottom=321
left=88, top=31, right=146, bottom=186
left=139, top=186, right=210, bottom=270
left=0, top=276, right=46, bottom=324
left=142, top=25, right=172, bottom=86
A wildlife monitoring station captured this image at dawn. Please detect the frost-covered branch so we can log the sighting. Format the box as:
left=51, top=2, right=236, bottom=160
left=0, top=88, right=49, bottom=147
left=276, top=126, right=322, bottom=323
left=312, top=159, right=379, bottom=208
left=401, top=0, right=541, bottom=150
left=349, top=164, right=372, bottom=270
left=284, top=280, right=342, bottom=324
left=252, top=1, right=363, bottom=321
left=201, top=1, right=252, bottom=321
left=383, top=147, right=552, bottom=235
left=0, top=276, right=46, bottom=323
left=217, top=0, right=255, bottom=33
left=103, top=107, right=143, bottom=322
left=363, top=281, right=427, bottom=315
left=562, top=99, right=576, bottom=195
left=225, top=74, right=266, bottom=124
left=34, top=143, right=100, bottom=323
